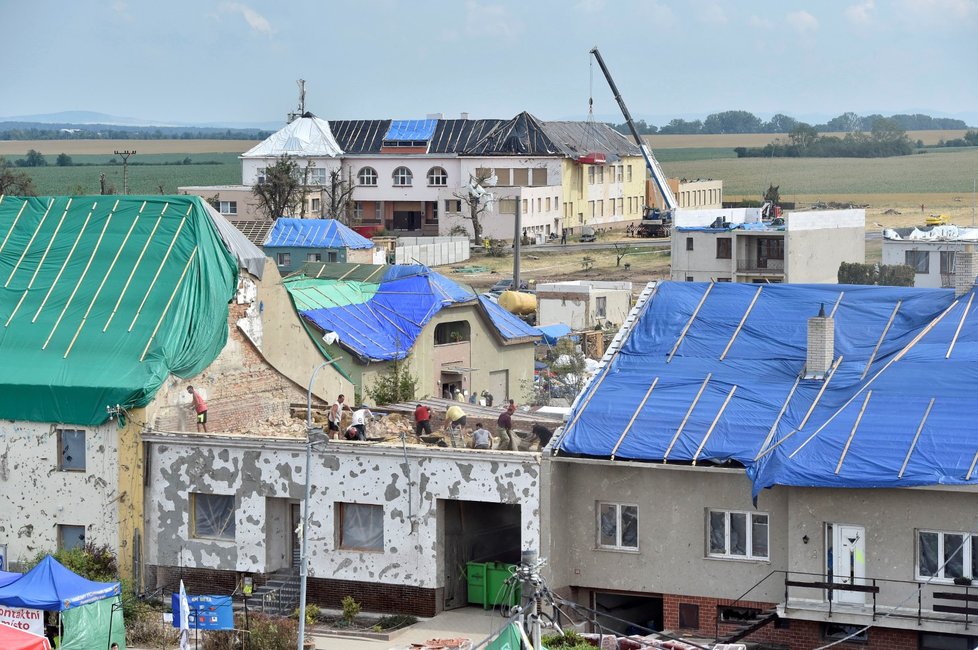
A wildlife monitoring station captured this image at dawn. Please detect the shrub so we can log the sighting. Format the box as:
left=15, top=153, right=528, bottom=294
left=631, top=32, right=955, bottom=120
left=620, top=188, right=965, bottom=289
left=365, top=354, right=418, bottom=405
left=376, top=613, right=418, bottom=630
left=292, top=604, right=320, bottom=626
left=126, top=609, right=181, bottom=647
left=341, top=595, right=361, bottom=625
left=542, top=630, right=595, bottom=648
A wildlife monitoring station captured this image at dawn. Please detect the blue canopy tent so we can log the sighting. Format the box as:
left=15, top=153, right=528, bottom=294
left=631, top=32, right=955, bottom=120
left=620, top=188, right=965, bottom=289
left=0, top=570, right=22, bottom=588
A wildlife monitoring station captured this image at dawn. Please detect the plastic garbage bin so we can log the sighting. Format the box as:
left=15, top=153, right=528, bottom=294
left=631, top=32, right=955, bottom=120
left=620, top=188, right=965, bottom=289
left=466, top=561, right=487, bottom=605
left=486, top=563, right=521, bottom=608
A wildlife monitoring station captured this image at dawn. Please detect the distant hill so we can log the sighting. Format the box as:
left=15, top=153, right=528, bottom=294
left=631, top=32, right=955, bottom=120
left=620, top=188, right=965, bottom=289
left=0, top=120, right=273, bottom=141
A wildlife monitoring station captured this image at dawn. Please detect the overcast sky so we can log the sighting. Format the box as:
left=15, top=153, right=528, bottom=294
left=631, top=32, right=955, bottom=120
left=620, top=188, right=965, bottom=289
left=4, top=0, right=976, bottom=126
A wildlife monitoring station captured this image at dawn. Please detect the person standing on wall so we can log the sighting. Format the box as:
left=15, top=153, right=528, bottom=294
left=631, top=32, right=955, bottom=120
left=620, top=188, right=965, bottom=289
left=187, top=386, right=208, bottom=433
left=414, top=403, right=432, bottom=436
left=329, top=394, right=349, bottom=440
left=496, top=405, right=517, bottom=451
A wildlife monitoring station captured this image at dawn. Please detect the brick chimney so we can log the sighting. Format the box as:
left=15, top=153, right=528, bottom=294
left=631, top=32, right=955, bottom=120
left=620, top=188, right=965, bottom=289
left=955, top=244, right=978, bottom=297
left=805, top=303, right=834, bottom=379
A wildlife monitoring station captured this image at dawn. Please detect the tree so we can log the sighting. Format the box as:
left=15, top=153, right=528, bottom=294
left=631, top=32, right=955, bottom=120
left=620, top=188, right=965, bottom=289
left=0, top=157, right=37, bottom=195
left=763, top=184, right=780, bottom=204
left=56, top=153, right=73, bottom=166
left=323, top=168, right=357, bottom=224
left=453, top=169, right=494, bottom=243
left=15, top=149, right=47, bottom=167
left=253, top=155, right=303, bottom=219
left=702, top=110, right=763, bottom=134
left=789, top=123, right=818, bottom=148
left=824, top=112, right=862, bottom=133
left=765, top=113, right=799, bottom=133
left=366, top=352, right=418, bottom=405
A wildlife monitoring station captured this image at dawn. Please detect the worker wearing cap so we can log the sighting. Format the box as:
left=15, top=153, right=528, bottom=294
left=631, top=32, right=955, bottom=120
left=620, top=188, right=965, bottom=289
left=414, top=403, right=432, bottom=436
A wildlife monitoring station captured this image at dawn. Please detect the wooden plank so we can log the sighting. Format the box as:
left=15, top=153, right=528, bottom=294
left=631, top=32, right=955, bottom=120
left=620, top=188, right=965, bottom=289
left=692, top=385, right=737, bottom=465
left=799, top=355, right=843, bottom=429
left=934, top=592, right=978, bottom=602
left=933, top=604, right=978, bottom=616
left=104, top=203, right=167, bottom=331
left=5, top=197, right=59, bottom=288
left=899, top=398, right=935, bottom=479
left=947, top=293, right=973, bottom=359
left=967, top=450, right=978, bottom=481
left=0, top=199, right=30, bottom=256
left=667, top=282, right=713, bottom=363
left=140, top=247, right=197, bottom=361
left=835, top=390, right=873, bottom=474
left=663, top=373, right=712, bottom=462
left=756, top=375, right=801, bottom=461
left=720, top=286, right=762, bottom=361
left=829, top=292, right=845, bottom=318
left=610, top=377, right=658, bottom=460
left=128, top=206, right=191, bottom=331
left=784, top=580, right=879, bottom=594
left=861, top=301, right=901, bottom=380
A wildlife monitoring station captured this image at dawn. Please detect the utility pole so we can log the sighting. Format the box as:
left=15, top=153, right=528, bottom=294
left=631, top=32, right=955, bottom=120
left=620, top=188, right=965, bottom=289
left=972, top=178, right=976, bottom=227
left=513, top=196, right=521, bottom=289
left=114, top=150, right=136, bottom=195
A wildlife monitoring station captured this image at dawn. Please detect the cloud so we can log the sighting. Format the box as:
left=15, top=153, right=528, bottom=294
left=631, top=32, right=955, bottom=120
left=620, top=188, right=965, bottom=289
left=845, top=0, right=875, bottom=24
left=748, top=15, right=774, bottom=29
left=899, top=0, right=978, bottom=24
left=574, top=0, right=606, bottom=13
left=465, top=1, right=523, bottom=41
left=635, top=1, right=676, bottom=27
left=696, top=1, right=727, bottom=24
left=786, top=10, right=819, bottom=34
left=219, top=2, right=273, bottom=36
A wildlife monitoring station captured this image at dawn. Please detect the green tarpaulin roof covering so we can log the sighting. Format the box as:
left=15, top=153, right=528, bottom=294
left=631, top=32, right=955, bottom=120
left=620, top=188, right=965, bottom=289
left=0, top=195, right=238, bottom=425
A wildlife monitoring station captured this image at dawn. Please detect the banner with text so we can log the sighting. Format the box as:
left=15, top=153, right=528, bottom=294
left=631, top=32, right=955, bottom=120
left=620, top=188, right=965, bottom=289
left=0, top=606, right=44, bottom=636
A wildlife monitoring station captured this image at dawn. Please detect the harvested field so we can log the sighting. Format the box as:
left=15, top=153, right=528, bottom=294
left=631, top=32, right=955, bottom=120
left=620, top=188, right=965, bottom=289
left=0, top=139, right=257, bottom=155
left=645, top=130, right=972, bottom=149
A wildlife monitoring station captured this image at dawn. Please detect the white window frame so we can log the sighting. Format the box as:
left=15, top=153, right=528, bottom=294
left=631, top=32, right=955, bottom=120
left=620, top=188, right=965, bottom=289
left=307, top=167, right=327, bottom=186
left=256, top=168, right=267, bottom=184
left=306, top=253, right=322, bottom=262
left=707, top=509, right=769, bottom=560
left=353, top=202, right=364, bottom=221
left=358, top=167, right=378, bottom=186
left=427, top=166, right=448, bottom=187
left=916, top=530, right=977, bottom=582
left=392, top=166, right=413, bottom=187
left=338, top=503, right=385, bottom=552
left=58, top=429, right=86, bottom=471
left=218, top=201, right=237, bottom=216
left=276, top=252, right=291, bottom=267
left=310, top=197, right=321, bottom=213
left=597, top=502, right=639, bottom=551
left=191, top=493, right=236, bottom=541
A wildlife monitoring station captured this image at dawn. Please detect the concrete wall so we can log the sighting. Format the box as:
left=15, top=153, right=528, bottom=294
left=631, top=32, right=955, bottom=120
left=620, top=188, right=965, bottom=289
left=673, top=208, right=761, bottom=228
left=785, top=210, right=865, bottom=283
left=559, top=156, right=646, bottom=231
left=145, top=434, right=541, bottom=588
left=676, top=179, right=723, bottom=209
left=394, top=238, right=471, bottom=266
left=670, top=230, right=738, bottom=281
left=537, top=281, right=632, bottom=330
left=882, top=239, right=964, bottom=288
left=543, top=459, right=788, bottom=604
left=178, top=186, right=264, bottom=220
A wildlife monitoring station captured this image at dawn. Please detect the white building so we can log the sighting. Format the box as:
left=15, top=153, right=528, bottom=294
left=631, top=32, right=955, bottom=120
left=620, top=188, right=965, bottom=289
left=536, top=280, right=633, bottom=330
left=882, top=225, right=978, bottom=288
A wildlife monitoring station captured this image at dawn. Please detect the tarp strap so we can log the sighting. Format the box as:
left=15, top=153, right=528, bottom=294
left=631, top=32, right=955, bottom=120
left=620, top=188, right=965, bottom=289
left=668, top=282, right=713, bottom=363
left=610, top=377, right=658, bottom=460
left=899, top=398, right=935, bottom=478
left=692, top=385, right=737, bottom=465
left=835, top=390, right=872, bottom=474
left=663, top=373, right=712, bottom=462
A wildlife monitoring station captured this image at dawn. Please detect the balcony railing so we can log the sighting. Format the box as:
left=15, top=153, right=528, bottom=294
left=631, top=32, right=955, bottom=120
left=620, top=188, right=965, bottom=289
left=736, top=258, right=785, bottom=272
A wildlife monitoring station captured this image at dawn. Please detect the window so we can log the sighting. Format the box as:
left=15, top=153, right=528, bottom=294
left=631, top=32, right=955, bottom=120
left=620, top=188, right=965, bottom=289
left=917, top=530, right=978, bottom=581
left=546, top=197, right=551, bottom=211
left=445, top=199, right=462, bottom=213
left=327, top=251, right=338, bottom=263
left=434, top=320, right=471, bottom=345
left=678, top=603, right=700, bottom=629
left=192, top=493, right=235, bottom=540
left=338, top=503, right=384, bottom=551
left=610, top=199, right=616, bottom=216
left=717, top=277, right=732, bottom=282
left=618, top=198, right=623, bottom=215
left=523, top=199, right=529, bottom=214
left=595, top=296, right=607, bottom=318
left=58, top=429, right=85, bottom=471
left=685, top=276, right=694, bottom=282
left=686, top=237, right=694, bottom=251
left=537, top=198, right=542, bottom=213
left=822, top=623, right=867, bottom=643
left=307, top=167, right=326, bottom=186
left=306, top=253, right=322, bottom=262
left=708, top=510, right=769, bottom=560
left=392, top=166, right=413, bottom=186
left=358, top=167, right=378, bottom=186
left=353, top=202, right=364, bottom=221
left=498, top=198, right=517, bottom=214
left=941, top=251, right=956, bottom=274
left=905, top=250, right=930, bottom=273
left=276, top=252, right=291, bottom=267
left=256, top=168, right=266, bottom=183
left=716, top=237, right=732, bottom=259
left=218, top=201, right=237, bottom=215
left=427, top=166, right=448, bottom=186
left=58, top=525, right=86, bottom=551
left=310, top=198, right=320, bottom=213
left=588, top=167, right=595, bottom=184
left=627, top=165, right=633, bottom=182
left=597, top=200, right=604, bottom=217
left=597, top=166, right=604, bottom=184
left=617, top=165, right=623, bottom=182
left=597, top=502, right=638, bottom=550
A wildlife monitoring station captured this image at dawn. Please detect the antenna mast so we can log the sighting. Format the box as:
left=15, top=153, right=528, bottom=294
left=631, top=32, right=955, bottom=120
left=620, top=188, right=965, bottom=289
left=287, top=79, right=307, bottom=123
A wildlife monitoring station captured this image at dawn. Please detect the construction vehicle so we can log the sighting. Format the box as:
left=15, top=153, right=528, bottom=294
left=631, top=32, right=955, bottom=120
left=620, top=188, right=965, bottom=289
left=589, top=47, right=678, bottom=238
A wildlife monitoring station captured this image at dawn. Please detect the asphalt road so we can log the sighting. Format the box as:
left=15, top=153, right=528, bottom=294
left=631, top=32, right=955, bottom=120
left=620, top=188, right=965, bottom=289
left=516, top=238, right=672, bottom=252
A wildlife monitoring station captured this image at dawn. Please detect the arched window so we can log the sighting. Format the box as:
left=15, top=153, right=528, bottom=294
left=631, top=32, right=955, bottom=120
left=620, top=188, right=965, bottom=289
left=357, top=167, right=377, bottom=186
left=427, top=166, right=448, bottom=186
left=392, top=166, right=413, bottom=186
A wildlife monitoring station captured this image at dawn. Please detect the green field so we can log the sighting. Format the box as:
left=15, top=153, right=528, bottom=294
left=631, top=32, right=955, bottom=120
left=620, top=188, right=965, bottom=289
left=20, top=153, right=241, bottom=195
left=658, top=147, right=978, bottom=197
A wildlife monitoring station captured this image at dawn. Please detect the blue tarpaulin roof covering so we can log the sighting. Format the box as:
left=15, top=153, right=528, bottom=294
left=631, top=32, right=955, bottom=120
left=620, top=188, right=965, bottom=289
left=285, top=265, right=535, bottom=362
left=384, top=119, right=437, bottom=141
left=556, top=281, right=978, bottom=496
left=478, top=295, right=541, bottom=340
left=264, top=218, right=374, bottom=249
left=0, top=571, right=22, bottom=588
left=536, top=323, right=573, bottom=346
left=0, top=556, right=120, bottom=610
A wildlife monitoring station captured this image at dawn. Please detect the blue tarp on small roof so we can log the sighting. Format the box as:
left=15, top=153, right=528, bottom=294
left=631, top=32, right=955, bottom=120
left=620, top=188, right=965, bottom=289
left=477, top=295, right=540, bottom=341
left=265, top=218, right=374, bottom=249
left=556, top=281, right=978, bottom=496
left=0, top=556, right=120, bottom=611
left=385, top=119, right=437, bottom=141
left=0, top=570, right=22, bottom=588
left=536, top=323, right=573, bottom=346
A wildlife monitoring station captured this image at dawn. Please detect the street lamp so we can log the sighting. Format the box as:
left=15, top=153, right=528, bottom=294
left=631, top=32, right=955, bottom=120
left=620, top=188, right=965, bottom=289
left=297, top=357, right=344, bottom=650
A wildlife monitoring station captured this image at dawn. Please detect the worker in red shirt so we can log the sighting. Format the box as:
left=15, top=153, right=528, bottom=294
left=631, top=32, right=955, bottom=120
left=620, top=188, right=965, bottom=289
left=414, top=403, right=432, bottom=436
left=187, top=385, right=208, bottom=433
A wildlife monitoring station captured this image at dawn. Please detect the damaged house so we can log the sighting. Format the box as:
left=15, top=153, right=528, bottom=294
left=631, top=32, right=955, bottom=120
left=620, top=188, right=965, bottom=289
left=544, top=266, right=978, bottom=650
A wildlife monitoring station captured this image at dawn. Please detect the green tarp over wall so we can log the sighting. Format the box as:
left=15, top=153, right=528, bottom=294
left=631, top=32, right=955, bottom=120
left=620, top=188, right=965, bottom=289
left=0, top=195, right=238, bottom=425
left=60, top=596, right=126, bottom=649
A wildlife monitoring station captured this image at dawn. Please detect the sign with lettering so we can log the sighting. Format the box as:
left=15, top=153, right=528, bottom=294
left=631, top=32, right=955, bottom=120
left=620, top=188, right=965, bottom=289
left=170, top=594, right=233, bottom=630
left=0, top=606, right=44, bottom=636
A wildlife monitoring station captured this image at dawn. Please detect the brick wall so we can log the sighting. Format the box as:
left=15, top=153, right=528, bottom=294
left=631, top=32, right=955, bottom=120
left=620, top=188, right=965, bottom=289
left=663, top=592, right=917, bottom=650
left=152, top=299, right=310, bottom=434
left=147, top=564, right=439, bottom=617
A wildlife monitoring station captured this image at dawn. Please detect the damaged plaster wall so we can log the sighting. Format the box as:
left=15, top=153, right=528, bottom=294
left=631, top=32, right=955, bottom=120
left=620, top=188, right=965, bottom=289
left=0, top=421, right=121, bottom=566
left=146, top=434, right=541, bottom=589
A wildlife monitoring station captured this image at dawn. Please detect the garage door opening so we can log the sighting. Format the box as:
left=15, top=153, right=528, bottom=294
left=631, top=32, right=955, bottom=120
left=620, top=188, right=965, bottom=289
left=592, top=591, right=664, bottom=635
left=440, top=500, right=522, bottom=610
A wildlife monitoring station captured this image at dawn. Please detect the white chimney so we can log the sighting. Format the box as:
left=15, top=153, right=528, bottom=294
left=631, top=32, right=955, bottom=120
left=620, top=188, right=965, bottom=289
left=805, top=303, right=834, bottom=380
left=461, top=112, right=470, bottom=120
left=955, top=244, right=978, bottom=297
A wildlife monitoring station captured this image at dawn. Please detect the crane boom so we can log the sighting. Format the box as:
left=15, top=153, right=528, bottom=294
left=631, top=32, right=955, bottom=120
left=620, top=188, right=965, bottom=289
left=589, top=46, right=678, bottom=211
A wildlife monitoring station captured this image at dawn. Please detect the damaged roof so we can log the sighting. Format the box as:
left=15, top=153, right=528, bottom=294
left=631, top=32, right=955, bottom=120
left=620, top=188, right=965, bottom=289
left=461, top=112, right=562, bottom=156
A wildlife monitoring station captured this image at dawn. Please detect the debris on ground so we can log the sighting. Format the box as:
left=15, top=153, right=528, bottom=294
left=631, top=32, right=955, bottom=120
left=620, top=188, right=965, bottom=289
left=883, top=208, right=901, bottom=215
